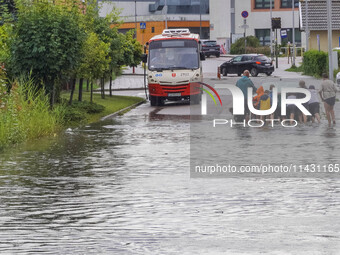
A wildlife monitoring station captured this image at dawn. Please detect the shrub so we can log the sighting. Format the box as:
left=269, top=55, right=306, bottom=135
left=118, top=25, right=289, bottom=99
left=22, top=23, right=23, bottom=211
left=70, top=101, right=105, bottom=114
left=63, top=107, right=87, bottom=123
left=246, top=46, right=271, bottom=56
left=230, top=36, right=260, bottom=54
left=62, top=100, right=105, bottom=124
left=302, top=50, right=328, bottom=77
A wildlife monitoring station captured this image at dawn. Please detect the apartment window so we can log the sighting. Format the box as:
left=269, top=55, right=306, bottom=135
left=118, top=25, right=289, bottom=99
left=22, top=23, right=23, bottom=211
left=255, top=29, right=271, bottom=46
left=255, top=0, right=274, bottom=9
left=281, top=0, right=299, bottom=8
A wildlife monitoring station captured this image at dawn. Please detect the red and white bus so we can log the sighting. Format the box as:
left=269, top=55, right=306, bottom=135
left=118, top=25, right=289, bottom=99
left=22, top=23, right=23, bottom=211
left=144, top=29, right=205, bottom=106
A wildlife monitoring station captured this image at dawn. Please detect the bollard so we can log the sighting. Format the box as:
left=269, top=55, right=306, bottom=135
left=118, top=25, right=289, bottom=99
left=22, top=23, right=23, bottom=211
left=217, top=66, right=221, bottom=80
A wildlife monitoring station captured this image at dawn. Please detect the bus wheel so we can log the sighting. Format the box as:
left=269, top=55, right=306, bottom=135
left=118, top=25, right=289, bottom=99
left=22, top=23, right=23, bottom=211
left=150, top=96, right=158, bottom=106
left=150, top=96, right=164, bottom=106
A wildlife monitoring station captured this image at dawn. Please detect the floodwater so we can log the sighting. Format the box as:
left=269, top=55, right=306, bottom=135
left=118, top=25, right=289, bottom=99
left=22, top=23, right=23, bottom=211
left=1, top=103, right=340, bottom=254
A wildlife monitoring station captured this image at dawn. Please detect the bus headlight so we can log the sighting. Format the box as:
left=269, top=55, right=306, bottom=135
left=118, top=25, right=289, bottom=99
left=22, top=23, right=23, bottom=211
left=190, top=72, right=200, bottom=81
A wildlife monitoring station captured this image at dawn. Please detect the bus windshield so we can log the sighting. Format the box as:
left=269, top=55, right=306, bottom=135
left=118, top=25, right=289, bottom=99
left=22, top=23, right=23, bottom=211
left=148, top=39, right=199, bottom=71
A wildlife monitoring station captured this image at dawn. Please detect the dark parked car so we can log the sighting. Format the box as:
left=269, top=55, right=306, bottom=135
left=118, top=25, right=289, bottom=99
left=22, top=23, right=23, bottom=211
left=220, top=54, right=274, bottom=77
left=201, top=40, right=220, bottom=58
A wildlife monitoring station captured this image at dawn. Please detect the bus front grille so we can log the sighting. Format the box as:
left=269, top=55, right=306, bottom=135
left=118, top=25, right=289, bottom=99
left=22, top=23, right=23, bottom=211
left=160, top=85, right=188, bottom=93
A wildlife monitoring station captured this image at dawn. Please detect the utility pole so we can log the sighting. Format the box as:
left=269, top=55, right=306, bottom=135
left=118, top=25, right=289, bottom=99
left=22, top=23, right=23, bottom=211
left=199, top=0, right=202, bottom=38
left=244, top=19, right=247, bottom=54
left=134, top=0, right=137, bottom=38
left=134, top=0, right=137, bottom=74
left=305, top=0, right=309, bottom=51
left=165, top=0, right=168, bottom=29
left=270, top=0, right=273, bottom=60
left=327, top=0, right=333, bottom=81
left=292, top=0, right=296, bottom=66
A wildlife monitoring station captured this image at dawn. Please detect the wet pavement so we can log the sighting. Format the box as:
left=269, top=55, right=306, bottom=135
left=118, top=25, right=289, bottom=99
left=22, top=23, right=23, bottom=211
left=0, top=59, right=340, bottom=254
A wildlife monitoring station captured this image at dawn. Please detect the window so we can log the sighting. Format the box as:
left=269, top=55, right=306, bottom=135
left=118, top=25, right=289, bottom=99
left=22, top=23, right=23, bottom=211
left=152, top=27, right=155, bottom=33
left=255, top=29, right=271, bottom=46
left=255, top=0, right=274, bottom=9
left=280, top=0, right=299, bottom=8
left=233, top=56, right=242, bottom=62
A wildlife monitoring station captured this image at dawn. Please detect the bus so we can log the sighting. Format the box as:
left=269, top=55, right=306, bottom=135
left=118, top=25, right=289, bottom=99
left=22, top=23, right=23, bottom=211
left=143, top=29, right=205, bottom=106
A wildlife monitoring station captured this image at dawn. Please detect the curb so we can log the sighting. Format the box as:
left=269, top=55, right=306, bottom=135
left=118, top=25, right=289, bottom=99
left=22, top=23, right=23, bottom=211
left=100, top=100, right=146, bottom=121
left=94, top=88, right=146, bottom=92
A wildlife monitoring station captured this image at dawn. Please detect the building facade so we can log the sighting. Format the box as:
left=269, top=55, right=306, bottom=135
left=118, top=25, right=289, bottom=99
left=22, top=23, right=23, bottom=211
left=99, top=0, right=210, bottom=45
left=300, top=0, right=340, bottom=52
left=210, top=0, right=304, bottom=52
left=100, top=0, right=307, bottom=52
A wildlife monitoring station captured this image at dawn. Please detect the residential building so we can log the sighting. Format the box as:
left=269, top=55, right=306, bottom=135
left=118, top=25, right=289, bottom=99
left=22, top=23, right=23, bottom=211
left=300, top=0, right=340, bottom=52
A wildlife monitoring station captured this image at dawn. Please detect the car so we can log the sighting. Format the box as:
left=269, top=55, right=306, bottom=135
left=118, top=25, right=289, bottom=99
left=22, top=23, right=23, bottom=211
left=220, top=54, right=274, bottom=77
left=201, top=40, right=220, bottom=58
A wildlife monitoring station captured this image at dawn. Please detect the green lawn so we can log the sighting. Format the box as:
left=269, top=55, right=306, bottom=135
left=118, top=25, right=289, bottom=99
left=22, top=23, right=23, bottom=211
left=62, top=91, right=145, bottom=123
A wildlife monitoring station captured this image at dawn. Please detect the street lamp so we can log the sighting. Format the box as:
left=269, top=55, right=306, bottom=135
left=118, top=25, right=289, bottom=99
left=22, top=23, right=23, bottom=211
left=270, top=0, right=273, bottom=60
left=134, top=0, right=137, bottom=38
left=292, top=0, right=295, bottom=66
left=327, top=0, right=333, bottom=81
left=305, top=0, right=309, bottom=51
left=200, top=0, right=202, bottom=38
left=165, top=0, right=168, bottom=29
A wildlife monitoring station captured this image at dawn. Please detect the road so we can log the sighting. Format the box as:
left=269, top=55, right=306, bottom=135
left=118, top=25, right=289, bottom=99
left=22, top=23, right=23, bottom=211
left=1, top=57, right=340, bottom=254
left=117, top=56, right=321, bottom=116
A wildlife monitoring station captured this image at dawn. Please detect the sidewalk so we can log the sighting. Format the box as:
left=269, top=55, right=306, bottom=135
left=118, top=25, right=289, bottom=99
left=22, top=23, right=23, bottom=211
left=104, top=65, right=146, bottom=90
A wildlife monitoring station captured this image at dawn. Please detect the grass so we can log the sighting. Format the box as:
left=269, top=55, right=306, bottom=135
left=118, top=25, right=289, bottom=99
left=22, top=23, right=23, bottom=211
left=61, top=91, right=145, bottom=124
left=285, top=64, right=304, bottom=73
left=0, top=77, right=65, bottom=150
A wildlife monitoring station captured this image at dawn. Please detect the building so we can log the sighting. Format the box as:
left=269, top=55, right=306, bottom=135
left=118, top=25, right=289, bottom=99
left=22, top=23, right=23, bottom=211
left=210, top=0, right=303, bottom=52
left=300, top=0, right=340, bottom=52
left=99, top=0, right=210, bottom=45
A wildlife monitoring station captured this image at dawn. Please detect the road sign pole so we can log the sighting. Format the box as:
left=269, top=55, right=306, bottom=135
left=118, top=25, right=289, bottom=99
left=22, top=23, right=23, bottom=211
left=276, top=29, right=278, bottom=68
left=244, top=19, right=247, bottom=54
left=327, top=0, right=333, bottom=81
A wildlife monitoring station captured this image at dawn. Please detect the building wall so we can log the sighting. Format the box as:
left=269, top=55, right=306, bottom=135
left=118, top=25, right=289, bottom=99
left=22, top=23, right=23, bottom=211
left=209, top=0, right=231, bottom=47
left=234, top=0, right=303, bottom=46
left=115, top=21, right=210, bottom=45
left=310, top=31, right=340, bottom=52
left=210, top=0, right=305, bottom=52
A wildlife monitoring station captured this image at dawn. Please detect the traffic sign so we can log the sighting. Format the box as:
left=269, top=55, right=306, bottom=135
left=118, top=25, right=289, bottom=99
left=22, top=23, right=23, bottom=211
left=281, top=29, right=287, bottom=38
left=241, top=11, right=249, bottom=18
left=140, top=22, right=146, bottom=30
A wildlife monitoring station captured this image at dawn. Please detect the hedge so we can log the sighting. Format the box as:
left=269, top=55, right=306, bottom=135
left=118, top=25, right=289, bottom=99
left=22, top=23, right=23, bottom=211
left=302, top=50, right=328, bottom=77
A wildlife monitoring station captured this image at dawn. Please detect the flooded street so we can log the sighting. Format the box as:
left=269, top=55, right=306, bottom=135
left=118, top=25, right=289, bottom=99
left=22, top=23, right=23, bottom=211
left=1, top=101, right=340, bottom=254
left=1, top=57, right=340, bottom=254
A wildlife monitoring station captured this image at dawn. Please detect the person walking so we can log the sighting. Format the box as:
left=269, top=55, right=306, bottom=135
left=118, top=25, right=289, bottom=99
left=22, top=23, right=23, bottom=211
left=319, top=73, right=337, bottom=128
left=297, top=80, right=308, bottom=124
left=236, top=70, right=257, bottom=122
left=308, top=85, right=321, bottom=123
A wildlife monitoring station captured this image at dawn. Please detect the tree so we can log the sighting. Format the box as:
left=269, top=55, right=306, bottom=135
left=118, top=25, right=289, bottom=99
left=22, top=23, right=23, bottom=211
left=0, top=23, right=11, bottom=66
left=10, top=0, right=85, bottom=105
left=76, top=32, right=110, bottom=103
left=0, top=0, right=16, bottom=23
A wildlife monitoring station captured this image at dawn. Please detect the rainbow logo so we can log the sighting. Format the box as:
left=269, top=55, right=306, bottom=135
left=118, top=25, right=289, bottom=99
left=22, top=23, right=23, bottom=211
left=196, top=82, right=223, bottom=106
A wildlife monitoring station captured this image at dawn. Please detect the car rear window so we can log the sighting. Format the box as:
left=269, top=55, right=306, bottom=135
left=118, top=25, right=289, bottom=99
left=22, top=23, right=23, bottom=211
left=254, top=56, right=270, bottom=61
left=203, top=41, right=217, bottom=46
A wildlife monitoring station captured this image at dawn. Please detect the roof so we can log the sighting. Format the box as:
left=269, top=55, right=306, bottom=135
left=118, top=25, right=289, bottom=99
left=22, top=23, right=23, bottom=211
left=300, top=0, right=340, bottom=30
left=149, top=29, right=200, bottom=42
